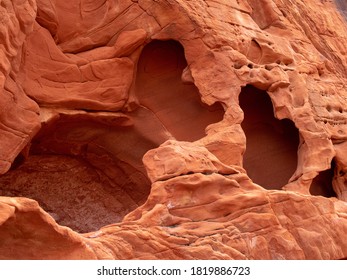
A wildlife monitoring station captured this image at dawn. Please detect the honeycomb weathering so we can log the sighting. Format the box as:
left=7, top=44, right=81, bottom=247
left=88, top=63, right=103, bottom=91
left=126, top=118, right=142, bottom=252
left=0, top=0, right=347, bottom=259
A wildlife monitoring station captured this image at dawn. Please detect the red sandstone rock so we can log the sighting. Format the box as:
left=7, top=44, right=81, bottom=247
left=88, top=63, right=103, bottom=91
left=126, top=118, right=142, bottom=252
left=0, top=0, right=347, bottom=259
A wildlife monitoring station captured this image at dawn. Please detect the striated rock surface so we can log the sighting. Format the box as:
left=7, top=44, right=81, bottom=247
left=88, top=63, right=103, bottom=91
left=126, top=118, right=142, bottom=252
left=0, top=0, right=347, bottom=259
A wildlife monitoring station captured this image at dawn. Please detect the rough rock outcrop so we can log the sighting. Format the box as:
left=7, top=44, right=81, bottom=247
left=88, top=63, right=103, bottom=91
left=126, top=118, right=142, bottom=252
left=0, top=0, right=347, bottom=259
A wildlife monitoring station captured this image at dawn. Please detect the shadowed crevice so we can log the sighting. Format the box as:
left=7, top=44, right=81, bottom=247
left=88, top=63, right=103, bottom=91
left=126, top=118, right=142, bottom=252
left=239, top=85, right=299, bottom=190
left=310, top=160, right=337, bottom=198
left=135, top=40, right=225, bottom=141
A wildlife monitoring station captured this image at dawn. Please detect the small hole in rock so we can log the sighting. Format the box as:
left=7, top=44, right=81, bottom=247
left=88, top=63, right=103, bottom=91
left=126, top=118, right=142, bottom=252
left=310, top=161, right=337, bottom=198
left=234, top=63, right=242, bottom=69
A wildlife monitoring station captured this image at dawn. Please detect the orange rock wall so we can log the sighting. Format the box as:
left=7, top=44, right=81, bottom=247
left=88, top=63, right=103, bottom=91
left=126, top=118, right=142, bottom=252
left=0, top=0, right=347, bottom=259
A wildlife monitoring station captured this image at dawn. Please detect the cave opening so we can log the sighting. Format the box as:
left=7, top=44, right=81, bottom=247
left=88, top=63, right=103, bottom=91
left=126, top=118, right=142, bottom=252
left=135, top=39, right=225, bottom=141
left=239, top=85, right=300, bottom=190
left=310, top=161, right=337, bottom=198
left=0, top=114, right=156, bottom=233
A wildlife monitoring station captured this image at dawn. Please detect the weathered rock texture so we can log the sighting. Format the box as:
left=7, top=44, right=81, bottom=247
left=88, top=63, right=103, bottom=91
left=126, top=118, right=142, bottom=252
left=0, top=0, right=347, bottom=259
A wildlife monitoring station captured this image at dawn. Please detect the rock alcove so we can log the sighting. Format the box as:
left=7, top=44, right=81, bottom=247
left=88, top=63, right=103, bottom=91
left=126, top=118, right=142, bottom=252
left=135, top=40, right=225, bottom=141
left=239, top=85, right=300, bottom=190
left=0, top=40, right=225, bottom=233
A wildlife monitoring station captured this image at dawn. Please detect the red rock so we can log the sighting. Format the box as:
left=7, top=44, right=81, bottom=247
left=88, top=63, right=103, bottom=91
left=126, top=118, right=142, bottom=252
left=0, top=0, right=347, bottom=259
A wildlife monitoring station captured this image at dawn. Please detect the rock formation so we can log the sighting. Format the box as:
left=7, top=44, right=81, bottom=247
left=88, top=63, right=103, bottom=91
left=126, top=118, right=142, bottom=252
left=0, top=0, right=347, bottom=259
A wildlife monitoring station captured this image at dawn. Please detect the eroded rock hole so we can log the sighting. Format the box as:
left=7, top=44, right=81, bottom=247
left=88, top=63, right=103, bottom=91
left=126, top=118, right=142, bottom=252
left=135, top=40, right=224, bottom=141
left=239, top=85, right=299, bottom=189
left=310, top=161, right=337, bottom=198
left=0, top=111, right=166, bottom=233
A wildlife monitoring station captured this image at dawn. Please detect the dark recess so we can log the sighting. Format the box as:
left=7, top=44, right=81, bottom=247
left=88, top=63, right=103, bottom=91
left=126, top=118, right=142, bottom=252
left=239, top=85, right=299, bottom=190
left=310, top=160, right=337, bottom=198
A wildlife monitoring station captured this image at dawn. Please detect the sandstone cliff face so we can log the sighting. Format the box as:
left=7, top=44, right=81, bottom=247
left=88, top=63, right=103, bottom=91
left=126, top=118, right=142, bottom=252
left=0, top=0, right=347, bottom=259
